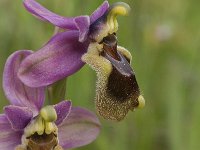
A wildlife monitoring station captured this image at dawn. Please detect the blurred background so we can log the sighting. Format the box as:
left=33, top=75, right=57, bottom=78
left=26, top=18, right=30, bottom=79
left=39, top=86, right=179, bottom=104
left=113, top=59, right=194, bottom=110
left=0, top=0, right=200, bottom=150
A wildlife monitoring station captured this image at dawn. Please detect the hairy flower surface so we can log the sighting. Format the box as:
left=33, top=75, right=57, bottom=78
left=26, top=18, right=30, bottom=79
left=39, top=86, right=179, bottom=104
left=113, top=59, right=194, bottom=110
left=18, top=0, right=145, bottom=121
left=1, top=51, right=100, bottom=150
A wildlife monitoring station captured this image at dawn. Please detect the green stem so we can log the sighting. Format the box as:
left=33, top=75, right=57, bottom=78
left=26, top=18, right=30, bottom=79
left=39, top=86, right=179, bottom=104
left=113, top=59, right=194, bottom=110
left=47, top=78, right=67, bottom=105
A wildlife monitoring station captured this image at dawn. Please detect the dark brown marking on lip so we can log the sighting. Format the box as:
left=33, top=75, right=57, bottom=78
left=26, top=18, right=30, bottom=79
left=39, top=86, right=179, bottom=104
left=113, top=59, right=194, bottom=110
left=101, top=33, right=140, bottom=102
left=105, top=52, right=140, bottom=102
left=27, top=133, right=58, bottom=150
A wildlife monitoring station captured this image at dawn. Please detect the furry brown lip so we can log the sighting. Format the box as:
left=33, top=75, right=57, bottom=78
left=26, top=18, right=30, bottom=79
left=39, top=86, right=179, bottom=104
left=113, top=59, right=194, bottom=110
left=101, top=33, right=140, bottom=102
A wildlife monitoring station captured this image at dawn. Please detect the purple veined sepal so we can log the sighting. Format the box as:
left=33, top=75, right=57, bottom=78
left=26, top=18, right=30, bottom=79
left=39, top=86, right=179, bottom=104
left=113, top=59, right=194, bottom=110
left=18, top=31, right=88, bottom=88
left=4, top=105, right=33, bottom=131
left=3, top=50, right=45, bottom=113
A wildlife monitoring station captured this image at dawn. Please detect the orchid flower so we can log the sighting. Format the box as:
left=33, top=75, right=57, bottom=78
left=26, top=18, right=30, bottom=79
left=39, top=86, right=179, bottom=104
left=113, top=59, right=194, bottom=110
left=1, top=51, right=100, bottom=150
left=18, top=0, right=145, bottom=121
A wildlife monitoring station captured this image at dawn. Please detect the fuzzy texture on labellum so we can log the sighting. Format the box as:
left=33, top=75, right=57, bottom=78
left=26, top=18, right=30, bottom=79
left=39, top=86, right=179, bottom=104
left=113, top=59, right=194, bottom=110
left=82, top=34, right=145, bottom=121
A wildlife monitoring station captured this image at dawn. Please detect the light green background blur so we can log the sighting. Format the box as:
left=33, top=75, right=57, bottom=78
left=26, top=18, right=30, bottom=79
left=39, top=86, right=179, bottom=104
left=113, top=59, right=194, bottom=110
left=0, top=0, right=200, bottom=150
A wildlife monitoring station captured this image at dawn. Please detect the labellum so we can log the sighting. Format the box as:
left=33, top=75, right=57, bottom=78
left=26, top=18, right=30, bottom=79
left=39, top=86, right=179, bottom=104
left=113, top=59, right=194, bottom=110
left=82, top=2, right=145, bottom=121
left=82, top=33, right=145, bottom=121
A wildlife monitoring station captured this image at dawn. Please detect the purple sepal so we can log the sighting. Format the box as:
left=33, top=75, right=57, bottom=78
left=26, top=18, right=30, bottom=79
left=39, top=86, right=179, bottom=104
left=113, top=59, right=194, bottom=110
left=18, top=31, right=88, bottom=87
left=3, top=50, right=45, bottom=112
left=4, top=106, right=33, bottom=131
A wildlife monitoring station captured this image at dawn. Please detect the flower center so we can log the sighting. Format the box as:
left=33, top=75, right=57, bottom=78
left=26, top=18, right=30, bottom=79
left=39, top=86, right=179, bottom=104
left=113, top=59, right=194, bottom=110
left=16, top=106, right=63, bottom=150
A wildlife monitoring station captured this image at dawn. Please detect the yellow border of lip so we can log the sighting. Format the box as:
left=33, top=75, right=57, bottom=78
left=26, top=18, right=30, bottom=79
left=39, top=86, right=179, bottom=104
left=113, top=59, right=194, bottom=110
left=137, top=95, right=145, bottom=109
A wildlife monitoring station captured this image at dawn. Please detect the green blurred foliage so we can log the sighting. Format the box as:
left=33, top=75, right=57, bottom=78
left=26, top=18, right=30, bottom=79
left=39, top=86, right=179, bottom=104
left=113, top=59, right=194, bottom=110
left=0, top=0, right=200, bottom=150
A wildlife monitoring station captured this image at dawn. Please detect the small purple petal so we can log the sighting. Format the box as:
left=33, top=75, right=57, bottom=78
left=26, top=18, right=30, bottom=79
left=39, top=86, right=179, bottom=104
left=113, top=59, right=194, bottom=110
left=54, top=100, right=72, bottom=126
left=23, top=0, right=77, bottom=30
left=90, top=1, right=109, bottom=24
left=58, top=107, right=101, bottom=149
left=4, top=105, right=33, bottom=131
left=18, top=31, right=88, bottom=87
left=74, top=16, right=90, bottom=42
left=0, top=114, right=23, bottom=150
left=3, top=50, right=45, bottom=112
